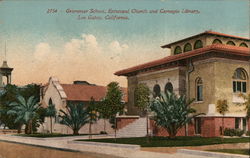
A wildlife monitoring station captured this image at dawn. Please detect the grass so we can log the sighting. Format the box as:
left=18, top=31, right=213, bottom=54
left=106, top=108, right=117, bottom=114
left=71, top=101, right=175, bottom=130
left=77, top=136, right=250, bottom=147
left=208, top=149, right=250, bottom=155
left=15, top=133, right=100, bottom=138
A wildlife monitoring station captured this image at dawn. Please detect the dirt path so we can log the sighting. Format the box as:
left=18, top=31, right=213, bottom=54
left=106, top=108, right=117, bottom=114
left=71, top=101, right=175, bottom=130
left=0, top=141, right=120, bottom=158
left=141, top=143, right=250, bottom=154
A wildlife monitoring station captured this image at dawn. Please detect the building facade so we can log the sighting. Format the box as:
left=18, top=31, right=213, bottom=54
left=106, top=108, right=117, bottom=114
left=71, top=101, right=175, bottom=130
left=39, top=77, right=127, bottom=134
left=115, top=31, right=250, bottom=137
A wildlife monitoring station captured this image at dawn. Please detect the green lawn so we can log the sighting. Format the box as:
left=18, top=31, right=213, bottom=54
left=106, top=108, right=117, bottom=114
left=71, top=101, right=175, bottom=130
left=77, top=136, right=250, bottom=147
left=208, top=149, right=250, bottom=155
left=15, top=133, right=100, bottom=138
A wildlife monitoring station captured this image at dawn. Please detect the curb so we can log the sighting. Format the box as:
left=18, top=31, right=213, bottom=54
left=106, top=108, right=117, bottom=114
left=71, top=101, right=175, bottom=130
left=177, top=149, right=249, bottom=158
left=69, top=140, right=141, bottom=150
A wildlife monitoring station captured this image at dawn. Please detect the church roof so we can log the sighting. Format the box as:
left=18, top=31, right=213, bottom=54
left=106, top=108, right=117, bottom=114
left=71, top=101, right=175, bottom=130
left=114, top=44, right=250, bottom=76
left=161, top=31, right=250, bottom=48
left=61, top=84, right=128, bottom=102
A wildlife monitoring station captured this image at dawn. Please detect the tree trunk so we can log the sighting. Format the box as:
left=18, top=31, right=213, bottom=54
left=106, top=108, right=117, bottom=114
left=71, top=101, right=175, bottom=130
left=27, top=120, right=32, bottom=134
left=114, top=117, right=117, bottom=142
left=104, top=119, right=106, bottom=132
left=89, top=122, right=92, bottom=139
left=146, top=113, right=149, bottom=143
left=222, top=115, right=225, bottom=136
left=50, top=116, right=53, bottom=134
left=17, top=124, right=22, bottom=133
left=73, top=129, right=79, bottom=135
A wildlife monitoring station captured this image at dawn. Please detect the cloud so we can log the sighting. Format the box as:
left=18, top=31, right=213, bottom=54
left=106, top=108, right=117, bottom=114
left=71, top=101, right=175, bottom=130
left=34, top=42, right=51, bottom=60
left=11, top=33, right=166, bottom=87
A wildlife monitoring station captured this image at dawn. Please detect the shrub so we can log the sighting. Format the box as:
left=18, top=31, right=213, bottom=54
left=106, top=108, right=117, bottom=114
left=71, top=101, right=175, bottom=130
left=100, top=131, right=107, bottom=134
left=246, top=131, right=250, bottom=136
left=224, top=128, right=244, bottom=137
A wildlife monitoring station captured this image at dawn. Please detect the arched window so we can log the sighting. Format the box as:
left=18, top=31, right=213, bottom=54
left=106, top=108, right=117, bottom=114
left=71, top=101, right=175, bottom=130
left=233, top=68, right=248, bottom=93
left=174, top=46, right=182, bottom=55
left=184, top=43, right=192, bottom=52
left=196, top=78, right=203, bottom=101
left=194, top=40, right=203, bottom=49
left=212, top=39, right=222, bottom=44
left=239, top=42, right=248, bottom=48
left=226, top=41, right=236, bottom=46
left=48, top=98, right=53, bottom=105
left=153, top=84, right=161, bottom=98
left=164, top=82, right=173, bottom=94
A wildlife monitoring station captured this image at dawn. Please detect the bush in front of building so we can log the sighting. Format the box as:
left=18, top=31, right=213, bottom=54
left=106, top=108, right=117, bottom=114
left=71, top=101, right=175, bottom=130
left=224, top=128, right=244, bottom=137
left=246, top=131, right=250, bottom=136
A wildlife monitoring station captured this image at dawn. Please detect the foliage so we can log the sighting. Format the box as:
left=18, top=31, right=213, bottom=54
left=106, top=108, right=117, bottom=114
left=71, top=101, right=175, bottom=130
left=246, top=131, right=250, bottom=136
left=59, top=102, right=89, bottom=135
left=97, top=82, right=124, bottom=129
left=239, top=93, right=250, bottom=117
left=0, top=84, right=20, bottom=129
left=224, top=128, right=244, bottom=137
left=0, top=84, right=41, bottom=130
left=216, top=100, right=229, bottom=115
left=134, top=83, right=150, bottom=112
left=100, top=131, right=107, bottom=134
left=7, top=95, right=40, bottom=134
left=79, top=136, right=250, bottom=147
left=150, top=92, right=201, bottom=138
left=87, top=97, right=98, bottom=138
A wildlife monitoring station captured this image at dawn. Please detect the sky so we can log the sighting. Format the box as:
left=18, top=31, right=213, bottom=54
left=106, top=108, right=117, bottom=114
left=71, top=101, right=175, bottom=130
left=0, top=0, right=249, bottom=87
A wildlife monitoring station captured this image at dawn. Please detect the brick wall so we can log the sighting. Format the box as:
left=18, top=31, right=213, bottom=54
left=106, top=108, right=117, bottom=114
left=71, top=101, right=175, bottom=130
left=150, top=119, right=195, bottom=137
left=116, top=117, right=139, bottom=129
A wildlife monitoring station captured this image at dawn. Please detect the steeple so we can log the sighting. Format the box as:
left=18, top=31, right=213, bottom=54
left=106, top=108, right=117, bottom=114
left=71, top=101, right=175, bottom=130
left=0, top=42, right=13, bottom=88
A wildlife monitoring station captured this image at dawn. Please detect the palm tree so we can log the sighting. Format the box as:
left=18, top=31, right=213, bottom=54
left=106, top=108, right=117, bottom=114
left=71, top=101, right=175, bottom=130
left=8, top=95, right=40, bottom=134
left=150, top=92, right=202, bottom=139
left=59, top=102, right=89, bottom=135
left=45, top=103, right=56, bottom=134
left=239, top=93, right=250, bottom=117
left=216, top=99, right=229, bottom=136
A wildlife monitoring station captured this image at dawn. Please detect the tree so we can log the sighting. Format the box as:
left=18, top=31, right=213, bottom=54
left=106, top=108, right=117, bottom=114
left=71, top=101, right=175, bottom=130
left=101, top=82, right=124, bottom=138
left=239, top=93, right=250, bottom=117
left=8, top=95, right=40, bottom=134
left=87, top=97, right=97, bottom=139
left=59, top=102, right=89, bottom=135
left=216, top=99, right=229, bottom=136
left=0, top=84, right=20, bottom=130
left=134, top=83, right=150, bottom=141
left=45, top=103, right=57, bottom=134
left=150, top=92, right=201, bottom=139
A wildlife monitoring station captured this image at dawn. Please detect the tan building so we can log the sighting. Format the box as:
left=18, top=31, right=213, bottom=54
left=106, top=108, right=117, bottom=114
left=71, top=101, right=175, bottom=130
left=39, top=77, right=127, bottom=134
left=115, top=31, right=250, bottom=137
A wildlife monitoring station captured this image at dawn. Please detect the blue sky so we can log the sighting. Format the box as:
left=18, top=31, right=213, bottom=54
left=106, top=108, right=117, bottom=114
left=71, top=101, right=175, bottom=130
left=0, top=0, right=249, bottom=86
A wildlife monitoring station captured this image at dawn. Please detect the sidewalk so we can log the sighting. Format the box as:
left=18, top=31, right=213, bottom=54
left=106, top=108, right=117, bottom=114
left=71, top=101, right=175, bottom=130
left=0, top=134, right=229, bottom=158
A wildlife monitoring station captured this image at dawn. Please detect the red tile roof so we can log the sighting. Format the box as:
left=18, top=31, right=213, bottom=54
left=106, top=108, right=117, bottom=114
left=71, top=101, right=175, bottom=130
left=61, top=84, right=128, bottom=102
left=115, top=44, right=250, bottom=76
left=161, top=31, right=250, bottom=48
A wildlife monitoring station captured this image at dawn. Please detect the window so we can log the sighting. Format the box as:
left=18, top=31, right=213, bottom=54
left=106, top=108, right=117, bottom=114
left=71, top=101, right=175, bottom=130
left=233, top=68, right=248, bottom=93
left=226, top=41, right=236, bottom=46
left=239, top=42, right=248, bottom=48
left=212, top=39, right=222, bottom=44
left=196, top=78, right=203, bottom=101
left=174, top=46, right=182, bottom=55
left=195, top=117, right=202, bottom=134
left=235, top=118, right=241, bottom=129
left=153, top=84, right=161, bottom=98
left=164, top=82, right=173, bottom=94
left=48, top=98, right=53, bottom=105
left=184, top=43, right=192, bottom=52
left=194, top=40, right=203, bottom=49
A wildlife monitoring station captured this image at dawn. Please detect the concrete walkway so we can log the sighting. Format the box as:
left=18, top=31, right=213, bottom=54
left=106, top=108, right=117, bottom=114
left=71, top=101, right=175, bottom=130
left=0, top=134, right=232, bottom=158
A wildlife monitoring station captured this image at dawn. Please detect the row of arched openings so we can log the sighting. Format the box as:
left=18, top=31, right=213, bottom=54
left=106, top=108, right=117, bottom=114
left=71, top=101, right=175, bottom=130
left=153, top=82, right=173, bottom=98
left=174, top=39, right=248, bottom=55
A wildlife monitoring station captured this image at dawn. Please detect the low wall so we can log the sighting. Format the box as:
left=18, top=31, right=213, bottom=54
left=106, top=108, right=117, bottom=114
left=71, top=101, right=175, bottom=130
left=116, top=116, right=139, bottom=130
